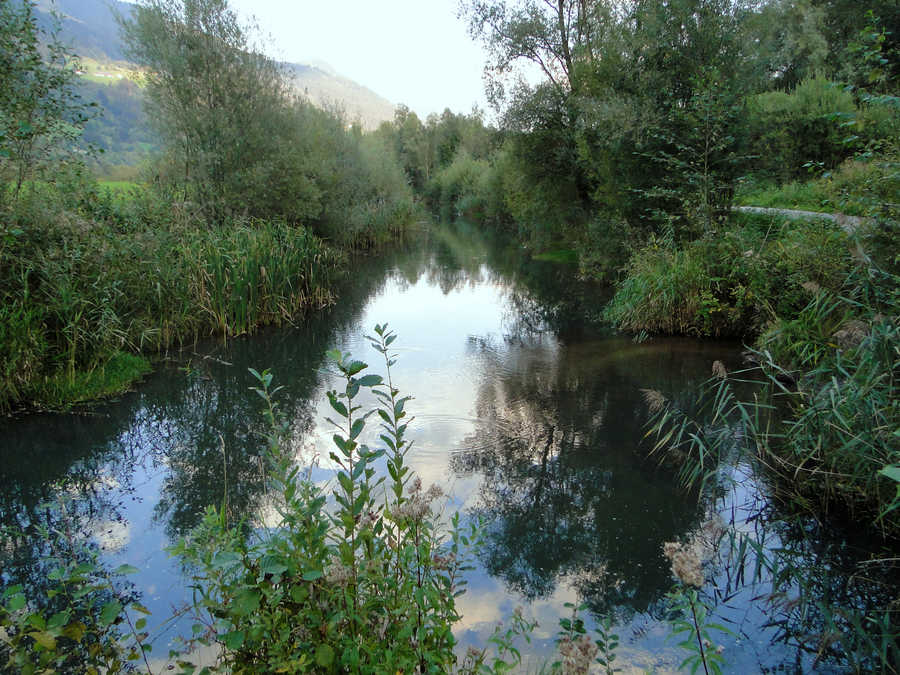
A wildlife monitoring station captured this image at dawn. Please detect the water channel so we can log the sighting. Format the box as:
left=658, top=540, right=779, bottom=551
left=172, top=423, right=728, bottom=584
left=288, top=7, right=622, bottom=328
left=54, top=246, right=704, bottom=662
left=0, top=223, right=877, bottom=671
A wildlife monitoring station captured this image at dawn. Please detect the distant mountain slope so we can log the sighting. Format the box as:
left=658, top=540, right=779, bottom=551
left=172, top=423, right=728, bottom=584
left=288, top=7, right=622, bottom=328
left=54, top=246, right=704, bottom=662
left=286, top=63, right=396, bottom=129
left=36, top=0, right=135, bottom=61
left=37, top=0, right=396, bottom=130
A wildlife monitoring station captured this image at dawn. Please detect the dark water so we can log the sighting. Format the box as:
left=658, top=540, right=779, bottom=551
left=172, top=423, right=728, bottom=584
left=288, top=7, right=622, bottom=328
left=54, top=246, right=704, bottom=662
left=0, top=223, right=870, bottom=671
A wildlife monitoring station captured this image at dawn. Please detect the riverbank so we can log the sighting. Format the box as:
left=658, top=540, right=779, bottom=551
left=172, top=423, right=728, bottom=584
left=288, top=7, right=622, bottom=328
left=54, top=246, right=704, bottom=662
left=0, top=181, right=418, bottom=413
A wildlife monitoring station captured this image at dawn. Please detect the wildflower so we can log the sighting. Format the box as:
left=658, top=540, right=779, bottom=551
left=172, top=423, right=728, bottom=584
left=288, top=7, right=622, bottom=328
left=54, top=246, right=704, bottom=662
left=711, top=360, right=727, bottom=379
left=395, top=495, right=430, bottom=521
left=716, top=644, right=725, bottom=655
left=325, top=559, right=353, bottom=586
left=359, top=510, right=379, bottom=529
left=425, top=483, right=444, bottom=500
left=557, top=633, right=597, bottom=674
left=663, top=541, right=705, bottom=588
left=408, top=477, right=422, bottom=494
left=641, top=388, right=667, bottom=414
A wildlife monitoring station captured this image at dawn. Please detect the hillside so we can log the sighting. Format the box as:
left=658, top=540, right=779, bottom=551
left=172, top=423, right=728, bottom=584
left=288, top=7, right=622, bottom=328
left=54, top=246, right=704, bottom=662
left=32, top=0, right=397, bottom=173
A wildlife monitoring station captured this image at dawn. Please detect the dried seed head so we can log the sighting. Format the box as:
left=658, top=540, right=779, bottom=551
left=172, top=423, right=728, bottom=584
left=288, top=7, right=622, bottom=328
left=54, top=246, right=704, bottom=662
left=832, top=320, right=868, bottom=350
left=663, top=541, right=705, bottom=588
left=712, top=360, right=727, bottom=379
left=641, top=388, right=667, bottom=414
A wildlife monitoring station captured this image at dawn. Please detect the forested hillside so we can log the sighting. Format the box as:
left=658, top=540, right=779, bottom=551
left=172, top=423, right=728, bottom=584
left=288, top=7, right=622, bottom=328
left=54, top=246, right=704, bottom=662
left=29, top=0, right=397, bottom=174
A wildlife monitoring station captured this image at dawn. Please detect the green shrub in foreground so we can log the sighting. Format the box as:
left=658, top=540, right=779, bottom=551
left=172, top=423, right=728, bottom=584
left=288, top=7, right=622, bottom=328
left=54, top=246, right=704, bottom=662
left=171, top=326, right=487, bottom=673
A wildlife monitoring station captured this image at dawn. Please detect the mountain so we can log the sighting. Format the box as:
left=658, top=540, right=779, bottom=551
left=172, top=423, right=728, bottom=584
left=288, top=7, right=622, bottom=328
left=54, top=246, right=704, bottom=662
left=36, top=0, right=396, bottom=129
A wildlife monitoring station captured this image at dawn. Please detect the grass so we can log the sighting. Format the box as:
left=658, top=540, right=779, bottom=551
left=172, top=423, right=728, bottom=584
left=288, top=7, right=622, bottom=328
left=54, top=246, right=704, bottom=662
left=735, top=179, right=834, bottom=213
left=0, top=185, right=345, bottom=411
left=604, top=214, right=856, bottom=338
left=97, top=180, right=140, bottom=193
left=37, top=351, right=152, bottom=409
left=532, top=248, right=578, bottom=264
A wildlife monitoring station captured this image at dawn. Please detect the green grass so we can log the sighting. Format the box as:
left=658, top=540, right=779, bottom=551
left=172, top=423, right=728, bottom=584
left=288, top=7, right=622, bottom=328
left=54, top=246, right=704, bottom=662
left=1, top=188, right=345, bottom=410
left=97, top=180, right=140, bottom=192
left=735, top=179, right=834, bottom=213
left=37, top=351, right=152, bottom=410
left=532, top=248, right=578, bottom=263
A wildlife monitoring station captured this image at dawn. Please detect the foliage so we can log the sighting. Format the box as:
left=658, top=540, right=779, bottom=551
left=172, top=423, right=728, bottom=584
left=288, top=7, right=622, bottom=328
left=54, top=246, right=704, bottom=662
left=663, top=588, right=729, bottom=675
left=0, top=181, right=342, bottom=410
left=0, top=518, right=151, bottom=674
left=171, top=327, right=485, bottom=673
left=120, top=0, right=294, bottom=222
left=638, top=253, right=900, bottom=665
left=0, top=0, right=98, bottom=203
left=747, top=76, right=860, bottom=182
left=604, top=213, right=856, bottom=337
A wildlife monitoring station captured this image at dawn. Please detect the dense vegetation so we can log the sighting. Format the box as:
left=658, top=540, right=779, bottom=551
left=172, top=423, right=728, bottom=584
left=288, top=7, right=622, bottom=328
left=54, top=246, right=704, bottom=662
left=0, top=0, right=415, bottom=412
left=1, top=0, right=898, bottom=671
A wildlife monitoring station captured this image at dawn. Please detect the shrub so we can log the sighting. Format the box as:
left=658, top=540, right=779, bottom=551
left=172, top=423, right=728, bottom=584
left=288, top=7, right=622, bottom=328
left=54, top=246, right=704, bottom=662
left=171, top=327, right=486, bottom=673
left=748, top=77, right=860, bottom=181
left=604, top=214, right=856, bottom=338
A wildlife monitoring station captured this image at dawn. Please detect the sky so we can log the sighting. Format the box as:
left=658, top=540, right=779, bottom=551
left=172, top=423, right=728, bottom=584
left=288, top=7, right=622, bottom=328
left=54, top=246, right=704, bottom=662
left=226, top=0, right=492, bottom=119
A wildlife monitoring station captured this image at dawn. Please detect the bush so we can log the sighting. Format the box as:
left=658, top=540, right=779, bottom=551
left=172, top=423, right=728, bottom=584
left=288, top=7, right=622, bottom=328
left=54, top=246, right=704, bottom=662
left=604, top=214, right=857, bottom=338
left=748, top=77, right=860, bottom=181
left=171, top=327, right=488, bottom=673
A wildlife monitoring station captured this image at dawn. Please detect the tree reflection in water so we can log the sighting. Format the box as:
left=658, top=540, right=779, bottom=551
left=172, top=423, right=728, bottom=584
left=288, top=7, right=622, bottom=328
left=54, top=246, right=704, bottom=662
left=450, top=333, right=741, bottom=622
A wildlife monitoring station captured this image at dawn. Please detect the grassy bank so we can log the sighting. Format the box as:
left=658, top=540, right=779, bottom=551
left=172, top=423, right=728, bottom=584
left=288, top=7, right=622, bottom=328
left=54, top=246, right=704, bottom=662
left=0, top=183, right=352, bottom=412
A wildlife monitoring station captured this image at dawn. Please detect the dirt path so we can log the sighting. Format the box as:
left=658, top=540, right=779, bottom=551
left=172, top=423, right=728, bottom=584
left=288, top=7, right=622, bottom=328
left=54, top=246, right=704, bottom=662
left=734, top=206, right=866, bottom=233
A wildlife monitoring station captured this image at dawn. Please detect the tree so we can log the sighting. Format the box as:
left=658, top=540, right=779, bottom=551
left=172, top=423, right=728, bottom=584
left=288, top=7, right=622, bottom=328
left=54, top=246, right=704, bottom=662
left=120, top=0, right=295, bottom=222
left=0, top=0, right=96, bottom=204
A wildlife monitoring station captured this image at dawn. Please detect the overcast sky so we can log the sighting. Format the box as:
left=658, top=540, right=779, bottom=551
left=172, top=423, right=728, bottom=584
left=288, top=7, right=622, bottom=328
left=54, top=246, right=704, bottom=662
left=226, top=0, right=491, bottom=119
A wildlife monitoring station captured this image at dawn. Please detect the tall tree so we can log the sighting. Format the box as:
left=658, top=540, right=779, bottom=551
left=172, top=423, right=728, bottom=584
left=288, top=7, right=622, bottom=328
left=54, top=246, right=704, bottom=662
left=0, top=0, right=96, bottom=204
left=120, top=0, right=292, bottom=221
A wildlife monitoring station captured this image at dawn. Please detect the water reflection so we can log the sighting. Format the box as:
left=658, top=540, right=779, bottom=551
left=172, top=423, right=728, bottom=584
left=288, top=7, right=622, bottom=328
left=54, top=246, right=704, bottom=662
left=3, top=223, right=880, bottom=670
left=451, top=335, right=739, bottom=620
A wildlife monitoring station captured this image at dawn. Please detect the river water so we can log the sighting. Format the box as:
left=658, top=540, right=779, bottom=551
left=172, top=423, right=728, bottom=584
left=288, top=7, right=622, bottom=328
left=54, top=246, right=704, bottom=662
left=0, top=223, right=869, bottom=671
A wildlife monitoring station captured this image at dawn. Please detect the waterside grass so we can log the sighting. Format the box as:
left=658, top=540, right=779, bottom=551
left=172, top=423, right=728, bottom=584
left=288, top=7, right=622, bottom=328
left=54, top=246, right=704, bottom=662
left=0, top=190, right=345, bottom=411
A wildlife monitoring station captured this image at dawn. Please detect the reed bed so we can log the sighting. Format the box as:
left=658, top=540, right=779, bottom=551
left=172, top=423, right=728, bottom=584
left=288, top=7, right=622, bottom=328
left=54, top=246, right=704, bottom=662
left=0, top=207, right=343, bottom=410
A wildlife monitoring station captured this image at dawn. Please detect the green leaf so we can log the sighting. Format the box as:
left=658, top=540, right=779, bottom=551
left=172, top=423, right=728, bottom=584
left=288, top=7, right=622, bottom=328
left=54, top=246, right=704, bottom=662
left=315, top=643, right=335, bottom=667
left=327, top=392, right=348, bottom=418
left=223, top=630, right=245, bottom=650
left=114, top=564, right=140, bottom=576
left=62, top=621, right=87, bottom=642
left=259, top=556, right=288, bottom=581
left=100, top=600, right=123, bottom=627
left=346, top=360, right=367, bottom=376
left=29, top=630, right=56, bottom=650
left=232, top=588, right=260, bottom=616
left=211, top=551, right=241, bottom=570
left=302, top=569, right=323, bottom=581
left=879, top=465, right=900, bottom=483
left=6, top=593, right=25, bottom=612
left=357, top=374, right=383, bottom=387
left=47, top=611, right=70, bottom=630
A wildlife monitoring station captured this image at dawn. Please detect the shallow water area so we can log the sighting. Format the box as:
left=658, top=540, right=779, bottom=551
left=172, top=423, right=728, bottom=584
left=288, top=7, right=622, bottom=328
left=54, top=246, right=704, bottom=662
left=0, top=223, right=865, bottom=671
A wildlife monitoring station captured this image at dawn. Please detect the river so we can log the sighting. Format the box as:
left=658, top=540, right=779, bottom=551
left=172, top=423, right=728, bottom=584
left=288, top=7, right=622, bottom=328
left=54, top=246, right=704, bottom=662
left=0, top=223, right=875, bottom=672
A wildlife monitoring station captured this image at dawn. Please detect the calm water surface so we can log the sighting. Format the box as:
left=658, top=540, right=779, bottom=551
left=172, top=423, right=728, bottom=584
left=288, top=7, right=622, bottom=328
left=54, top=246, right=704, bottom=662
left=0, top=224, right=857, bottom=671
